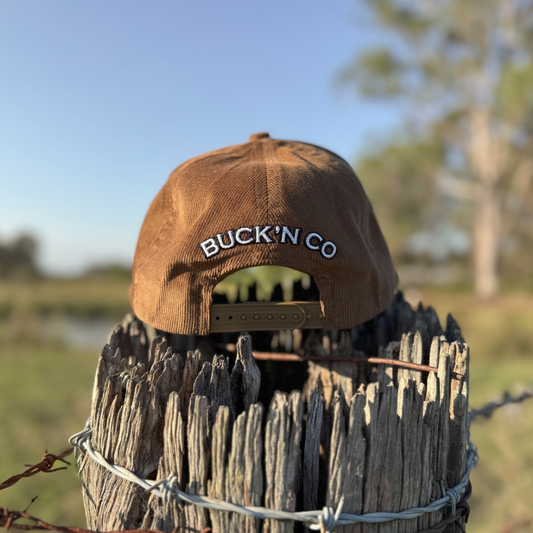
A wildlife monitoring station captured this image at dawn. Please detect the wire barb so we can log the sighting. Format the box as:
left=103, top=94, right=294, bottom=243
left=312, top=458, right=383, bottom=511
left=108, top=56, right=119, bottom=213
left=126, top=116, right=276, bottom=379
left=0, top=449, right=73, bottom=492
left=65, top=389, right=530, bottom=531
left=69, top=425, right=476, bottom=529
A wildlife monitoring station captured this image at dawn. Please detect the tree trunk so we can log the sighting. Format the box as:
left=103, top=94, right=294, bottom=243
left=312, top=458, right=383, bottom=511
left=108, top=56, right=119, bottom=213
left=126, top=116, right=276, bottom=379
left=469, top=106, right=501, bottom=299
left=473, top=183, right=500, bottom=299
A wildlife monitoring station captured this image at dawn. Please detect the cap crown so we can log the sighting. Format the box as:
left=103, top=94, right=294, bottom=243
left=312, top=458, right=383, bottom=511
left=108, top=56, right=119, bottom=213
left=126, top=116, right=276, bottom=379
left=131, top=133, right=398, bottom=335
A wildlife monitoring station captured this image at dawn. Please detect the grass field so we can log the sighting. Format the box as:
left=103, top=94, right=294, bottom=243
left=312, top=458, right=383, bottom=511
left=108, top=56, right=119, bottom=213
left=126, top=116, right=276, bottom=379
left=0, top=280, right=532, bottom=531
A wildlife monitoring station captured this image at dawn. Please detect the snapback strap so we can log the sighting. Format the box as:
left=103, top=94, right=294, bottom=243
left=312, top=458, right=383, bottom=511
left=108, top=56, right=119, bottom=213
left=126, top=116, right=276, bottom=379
left=209, top=301, right=324, bottom=333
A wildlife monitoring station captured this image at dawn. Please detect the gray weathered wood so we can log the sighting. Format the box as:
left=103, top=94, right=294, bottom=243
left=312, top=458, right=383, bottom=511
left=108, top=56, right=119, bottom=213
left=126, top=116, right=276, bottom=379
left=340, top=388, right=366, bottom=533
left=327, top=389, right=349, bottom=510
left=303, top=389, right=323, bottom=511
left=362, top=382, right=380, bottom=533
left=228, top=404, right=264, bottom=532
left=234, top=334, right=261, bottom=409
left=418, top=338, right=441, bottom=531
left=185, top=394, right=210, bottom=530
left=444, top=342, right=469, bottom=533
left=142, top=392, right=185, bottom=531
left=263, top=390, right=303, bottom=533
left=79, top=295, right=470, bottom=533
left=81, top=329, right=181, bottom=530
left=397, top=379, right=424, bottom=533
left=208, top=405, right=231, bottom=532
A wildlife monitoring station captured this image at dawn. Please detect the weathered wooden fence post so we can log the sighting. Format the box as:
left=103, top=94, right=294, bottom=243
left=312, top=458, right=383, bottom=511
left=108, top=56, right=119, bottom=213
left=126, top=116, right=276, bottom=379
left=77, top=292, right=470, bottom=532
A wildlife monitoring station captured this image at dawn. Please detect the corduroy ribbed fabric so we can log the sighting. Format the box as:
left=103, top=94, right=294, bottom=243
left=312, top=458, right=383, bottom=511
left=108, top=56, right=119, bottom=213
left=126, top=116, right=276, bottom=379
left=130, top=133, right=398, bottom=335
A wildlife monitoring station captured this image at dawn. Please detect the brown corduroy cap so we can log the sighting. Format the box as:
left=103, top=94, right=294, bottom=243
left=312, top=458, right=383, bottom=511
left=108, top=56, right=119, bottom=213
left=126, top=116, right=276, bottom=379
left=131, top=133, right=398, bottom=335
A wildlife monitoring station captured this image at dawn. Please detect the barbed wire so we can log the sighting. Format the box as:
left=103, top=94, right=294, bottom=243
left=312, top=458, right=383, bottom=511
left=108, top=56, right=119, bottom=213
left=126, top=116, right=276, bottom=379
left=68, top=387, right=533, bottom=532
left=70, top=421, right=477, bottom=532
left=0, top=508, right=211, bottom=533
left=0, top=449, right=73, bottom=492
left=3, top=388, right=530, bottom=533
left=72, top=386, right=532, bottom=533
left=469, top=386, right=533, bottom=421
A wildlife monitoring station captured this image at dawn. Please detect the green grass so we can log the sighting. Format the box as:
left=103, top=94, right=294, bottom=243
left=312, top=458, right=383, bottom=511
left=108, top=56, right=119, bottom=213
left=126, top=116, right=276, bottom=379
left=0, top=278, right=132, bottom=319
left=0, top=343, right=96, bottom=526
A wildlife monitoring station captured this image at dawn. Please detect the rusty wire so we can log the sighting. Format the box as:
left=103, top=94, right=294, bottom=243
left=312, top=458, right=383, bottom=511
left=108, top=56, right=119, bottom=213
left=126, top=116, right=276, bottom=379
left=0, top=508, right=210, bottom=533
left=0, top=450, right=73, bottom=492
left=0, top=449, right=212, bottom=533
left=2, top=387, right=531, bottom=533
left=250, top=350, right=465, bottom=380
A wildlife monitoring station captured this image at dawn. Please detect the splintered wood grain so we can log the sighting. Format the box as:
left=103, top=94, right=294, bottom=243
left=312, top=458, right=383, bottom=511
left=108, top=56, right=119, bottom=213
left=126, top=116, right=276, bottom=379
left=377, top=340, right=397, bottom=387
left=444, top=342, right=469, bottom=533
left=340, top=388, right=366, bottom=533
left=226, top=404, right=264, bottom=532
left=378, top=383, right=402, bottom=533
left=434, top=349, right=451, bottom=509
left=241, top=404, right=264, bottom=531
left=398, top=331, right=424, bottom=385
left=302, top=329, right=359, bottom=411
left=362, top=382, right=380, bottom=533
left=418, top=338, right=441, bottom=531
left=80, top=304, right=470, bottom=533
left=179, top=350, right=200, bottom=422
left=326, top=386, right=366, bottom=533
left=121, top=313, right=150, bottom=368
left=327, top=390, right=349, bottom=510
left=233, top=334, right=261, bottom=409
left=303, top=334, right=362, bottom=479
left=303, top=389, right=323, bottom=511
left=186, top=394, right=210, bottom=531
left=81, top=333, right=181, bottom=531
left=397, top=380, right=424, bottom=533
left=263, top=390, right=303, bottom=533
left=208, top=406, right=231, bottom=532
left=142, top=392, right=185, bottom=531
left=207, top=404, right=264, bottom=533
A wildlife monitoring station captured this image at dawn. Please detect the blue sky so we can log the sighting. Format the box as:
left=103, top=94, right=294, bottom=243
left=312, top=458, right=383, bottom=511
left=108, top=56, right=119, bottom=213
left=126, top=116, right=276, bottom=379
left=0, top=1, right=399, bottom=275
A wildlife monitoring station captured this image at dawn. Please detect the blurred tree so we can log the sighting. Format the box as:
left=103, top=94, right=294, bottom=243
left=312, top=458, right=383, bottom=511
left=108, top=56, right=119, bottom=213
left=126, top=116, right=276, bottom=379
left=341, top=0, right=533, bottom=297
left=0, top=233, right=41, bottom=279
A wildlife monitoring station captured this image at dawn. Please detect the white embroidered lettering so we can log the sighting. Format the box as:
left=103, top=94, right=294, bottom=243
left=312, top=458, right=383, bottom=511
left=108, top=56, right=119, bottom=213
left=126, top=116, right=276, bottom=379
left=255, top=225, right=273, bottom=243
left=305, top=232, right=322, bottom=250
left=200, top=238, right=220, bottom=258
left=281, top=226, right=300, bottom=245
left=321, top=241, right=337, bottom=259
left=216, top=230, right=236, bottom=250
left=199, top=225, right=338, bottom=260
left=235, top=227, right=253, bottom=245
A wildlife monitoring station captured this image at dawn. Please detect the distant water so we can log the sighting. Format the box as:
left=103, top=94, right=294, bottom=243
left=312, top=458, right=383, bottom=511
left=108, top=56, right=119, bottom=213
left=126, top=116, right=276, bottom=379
left=33, top=315, right=119, bottom=350
left=61, top=315, right=119, bottom=349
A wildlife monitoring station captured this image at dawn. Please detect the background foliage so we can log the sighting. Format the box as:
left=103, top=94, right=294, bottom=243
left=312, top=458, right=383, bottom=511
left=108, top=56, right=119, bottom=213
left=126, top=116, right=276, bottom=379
left=1, top=1, right=533, bottom=531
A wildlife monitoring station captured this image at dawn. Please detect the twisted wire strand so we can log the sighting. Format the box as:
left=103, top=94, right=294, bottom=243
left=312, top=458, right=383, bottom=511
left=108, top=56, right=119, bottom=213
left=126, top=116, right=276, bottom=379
left=69, top=417, right=478, bottom=533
